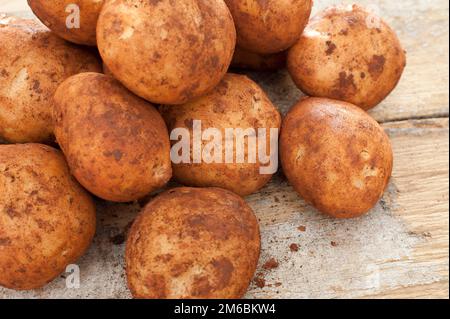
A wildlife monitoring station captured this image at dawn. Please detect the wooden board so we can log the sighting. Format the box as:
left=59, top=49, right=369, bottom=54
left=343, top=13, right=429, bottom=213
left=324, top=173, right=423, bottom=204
left=0, top=0, right=448, bottom=299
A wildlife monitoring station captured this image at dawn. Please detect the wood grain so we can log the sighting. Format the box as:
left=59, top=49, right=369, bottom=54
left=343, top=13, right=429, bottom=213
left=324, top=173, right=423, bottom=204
left=0, top=0, right=448, bottom=299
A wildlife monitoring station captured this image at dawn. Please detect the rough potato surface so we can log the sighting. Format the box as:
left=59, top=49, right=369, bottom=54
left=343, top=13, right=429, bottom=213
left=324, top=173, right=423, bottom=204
left=0, top=144, right=96, bottom=290
left=97, top=0, right=236, bottom=105
left=288, top=4, right=407, bottom=110
left=225, top=0, right=313, bottom=54
left=28, top=0, right=104, bottom=46
left=280, top=97, right=393, bottom=218
left=0, top=16, right=101, bottom=143
left=53, top=73, right=172, bottom=202
left=126, top=187, right=261, bottom=299
left=160, top=73, right=281, bottom=196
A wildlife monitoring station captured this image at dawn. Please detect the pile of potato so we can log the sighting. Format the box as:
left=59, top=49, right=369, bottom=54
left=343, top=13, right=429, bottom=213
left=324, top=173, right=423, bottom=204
left=0, top=0, right=405, bottom=298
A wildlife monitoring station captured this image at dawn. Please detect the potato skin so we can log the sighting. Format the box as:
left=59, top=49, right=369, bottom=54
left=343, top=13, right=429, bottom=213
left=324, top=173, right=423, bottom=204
left=126, top=187, right=261, bottom=299
left=27, top=0, right=104, bottom=46
left=0, top=16, right=101, bottom=143
left=53, top=73, right=172, bottom=202
left=280, top=97, right=393, bottom=218
left=231, top=46, right=287, bottom=71
left=287, top=4, right=407, bottom=110
left=97, top=0, right=236, bottom=105
left=0, top=143, right=96, bottom=290
left=160, top=73, right=281, bottom=197
left=224, top=0, right=313, bottom=54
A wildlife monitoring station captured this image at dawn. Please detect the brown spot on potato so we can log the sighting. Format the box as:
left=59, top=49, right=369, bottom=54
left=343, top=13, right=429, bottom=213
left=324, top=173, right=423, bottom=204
left=368, top=55, right=386, bottom=78
left=144, top=274, right=167, bottom=298
left=325, top=41, right=337, bottom=55
left=112, top=150, right=123, bottom=162
left=0, top=238, right=12, bottom=246
left=170, top=261, right=192, bottom=277
left=192, top=275, right=214, bottom=296
left=212, top=257, right=234, bottom=289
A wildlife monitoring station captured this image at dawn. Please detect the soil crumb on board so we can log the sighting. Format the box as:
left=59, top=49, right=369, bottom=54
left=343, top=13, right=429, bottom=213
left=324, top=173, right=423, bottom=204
left=263, top=258, right=279, bottom=270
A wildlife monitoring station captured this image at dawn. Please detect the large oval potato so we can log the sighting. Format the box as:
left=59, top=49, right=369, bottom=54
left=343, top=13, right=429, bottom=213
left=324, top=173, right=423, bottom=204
left=0, top=16, right=101, bottom=143
left=280, top=97, right=393, bottom=218
left=0, top=143, right=96, bottom=290
left=97, top=0, right=236, bottom=105
left=53, top=73, right=172, bottom=202
left=126, top=187, right=260, bottom=299
left=231, top=46, right=287, bottom=71
left=160, top=73, right=281, bottom=197
left=28, top=0, right=104, bottom=46
left=224, top=0, right=313, bottom=54
left=287, top=4, right=407, bottom=110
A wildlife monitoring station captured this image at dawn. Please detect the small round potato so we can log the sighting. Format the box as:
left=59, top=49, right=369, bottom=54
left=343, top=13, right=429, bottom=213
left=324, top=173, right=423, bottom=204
left=0, top=16, right=101, bottom=143
left=97, top=0, right=236, bottom=105
left=0, top=143, right=96, bottom=290
left=126, top=187, right=261, bottom=299
left=231, top=46, right=287, bottom=71
left=280, top=97, right=393, bottom=218
left=53, top=73, right=172, bottom=202
left=287, top=4, right=407, bottom=110
left=160, top=73, right=281, bottom=197
left=27, top=0, right=104, bottom=46
left=224, top=0, right=313, bottom=54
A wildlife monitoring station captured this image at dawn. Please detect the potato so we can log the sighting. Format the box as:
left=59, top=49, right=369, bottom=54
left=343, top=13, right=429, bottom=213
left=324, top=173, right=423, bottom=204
left=287, top=4, right=407, bottom=110
left=224, top=0, right=313, bottom=54
left=280, top=97, right=393, bottom=218
left=0, top=143, right=96, bottom=290
left=126, top=187, right=260, bottom=299
left=231, top=46, right=287, bottom=71
left=0, top=16, right=101, bottom=143
left=97, top=0, right=236, bottom=105
left=27, top=0, right=104, bottom=46
left=53, top=72, right=172, bottom=202
left=160, top=73, right=281, bottom=197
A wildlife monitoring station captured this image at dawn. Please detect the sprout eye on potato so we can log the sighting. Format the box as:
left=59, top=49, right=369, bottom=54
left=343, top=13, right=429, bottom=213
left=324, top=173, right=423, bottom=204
left=287, top=4, right=407, bottom=110
left=0, top=143, right=96, bottom=290
left=224, top=0, right=313, bottom=54
left=27, top=0, right=104, bottom=46
left=280, top=97, right=394, bottom=219
left=53, top=72, right=172, bottom=203
left=97, top=0, right=236, bottom=105
left=126, top=187, right=260, bottom=299
left=0, top=16, right=101, bottom=143
left=160, top=73, right=281, bottom=197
